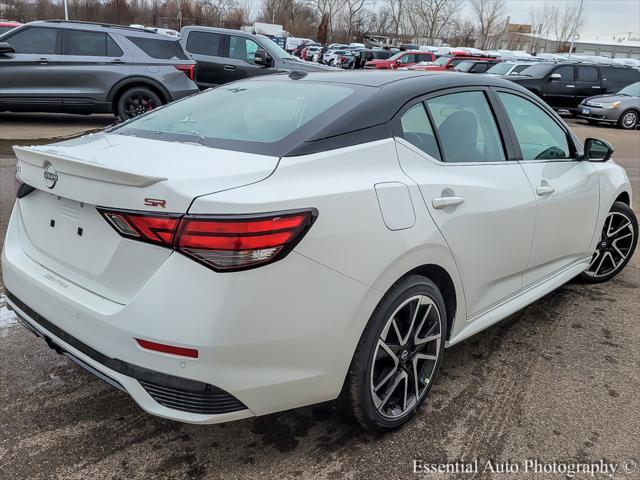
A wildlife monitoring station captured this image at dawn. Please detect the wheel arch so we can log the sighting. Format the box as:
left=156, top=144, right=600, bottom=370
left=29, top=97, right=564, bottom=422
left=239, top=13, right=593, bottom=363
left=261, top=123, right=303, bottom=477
left=365, top=242, right=467, bottom=345
left=402, top=264, right=457, bottom=342
left=615, top=191, right=631, bottom=206
left=107, top=77, right=172, bottom=110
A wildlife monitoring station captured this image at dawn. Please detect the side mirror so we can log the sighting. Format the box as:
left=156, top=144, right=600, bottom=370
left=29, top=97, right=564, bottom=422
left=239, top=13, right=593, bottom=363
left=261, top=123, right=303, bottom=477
left=584, top=137, right=614, bottom=162
left=254, top=48, right=273, bottom=67
left=0, top=42, right=15, bottom=54
left=549, top=73, right=562, bottom=80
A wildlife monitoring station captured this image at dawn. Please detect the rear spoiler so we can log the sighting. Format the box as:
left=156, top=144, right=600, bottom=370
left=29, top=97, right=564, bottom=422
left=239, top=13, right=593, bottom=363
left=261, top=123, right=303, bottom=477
left=14, top=145, right=167, bottom=188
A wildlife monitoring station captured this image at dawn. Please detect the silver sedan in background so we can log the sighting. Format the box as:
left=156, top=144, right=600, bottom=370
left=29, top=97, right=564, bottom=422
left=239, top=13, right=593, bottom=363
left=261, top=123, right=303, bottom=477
left=577, top=81, right=640, bottom=129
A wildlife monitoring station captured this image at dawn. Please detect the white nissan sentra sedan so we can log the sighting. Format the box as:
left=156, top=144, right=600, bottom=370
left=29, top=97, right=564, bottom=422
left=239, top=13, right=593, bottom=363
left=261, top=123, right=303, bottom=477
left=2, top=71, right=637, bottom=432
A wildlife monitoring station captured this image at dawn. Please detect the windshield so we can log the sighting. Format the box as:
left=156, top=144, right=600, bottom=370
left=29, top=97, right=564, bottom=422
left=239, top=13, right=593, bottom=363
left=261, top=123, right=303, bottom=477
left=257, top=35, right=295, bottom=60
left=618, top=82, right=640, bottom=96
left=0, top=25, right=18, bottom=36
left=515, top=63, right=553, bottom=77
left=114, top=81, right=355, bottom=147
left=487, top=63, right=515, bottom=75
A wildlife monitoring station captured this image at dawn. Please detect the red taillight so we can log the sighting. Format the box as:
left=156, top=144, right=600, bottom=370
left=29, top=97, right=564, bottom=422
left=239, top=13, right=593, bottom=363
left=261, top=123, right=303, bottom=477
left=99, top=210, right=181, bottom=247
left=174, top=64, right=195, bottom=80
left=135, top=338, right=199, bottom=358
left=98, top=208, right=317, bottom=271
left=176, top=212, right=315, bottom=270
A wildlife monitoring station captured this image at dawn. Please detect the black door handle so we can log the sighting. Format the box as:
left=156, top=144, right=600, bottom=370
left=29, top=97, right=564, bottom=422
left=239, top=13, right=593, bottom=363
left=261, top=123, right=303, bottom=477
left=223, top=65, right=236, bottom=71
left=38, top=57, right=50, bottom=64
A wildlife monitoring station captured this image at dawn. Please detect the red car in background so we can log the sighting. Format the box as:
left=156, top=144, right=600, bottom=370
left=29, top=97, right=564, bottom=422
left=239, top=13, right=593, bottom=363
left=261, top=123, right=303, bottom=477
left=0, top=21, right=21, bottom=36
left=364, top=50, right=435, bottom=69
left=408, top=52, right=499, bottom=71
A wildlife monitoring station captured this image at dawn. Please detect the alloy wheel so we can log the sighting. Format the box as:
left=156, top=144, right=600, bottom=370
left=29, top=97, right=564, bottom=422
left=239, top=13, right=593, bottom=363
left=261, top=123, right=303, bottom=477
left=124, top=94, right=155, bottom=118
left=370, top=294, right=442, bottom=420
left=584, top=211, right=635, bottom=278
left=621, top=111, right=638, bottom=129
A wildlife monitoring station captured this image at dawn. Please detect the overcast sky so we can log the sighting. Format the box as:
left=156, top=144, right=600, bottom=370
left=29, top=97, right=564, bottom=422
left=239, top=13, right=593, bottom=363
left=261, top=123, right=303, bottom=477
left=461, top=0, right=640, bottom=38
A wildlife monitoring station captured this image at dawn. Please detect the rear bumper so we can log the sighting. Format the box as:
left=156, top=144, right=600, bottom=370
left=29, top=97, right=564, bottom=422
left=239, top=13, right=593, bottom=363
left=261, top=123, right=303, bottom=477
left=2, top=202, right=371, bottom=423
left=6, top=290, right=252, bottom=423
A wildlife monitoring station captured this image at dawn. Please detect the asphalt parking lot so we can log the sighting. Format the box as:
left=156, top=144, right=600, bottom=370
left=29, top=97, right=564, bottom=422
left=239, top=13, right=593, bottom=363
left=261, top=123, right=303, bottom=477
left=0, top=115, right=638, bottom=480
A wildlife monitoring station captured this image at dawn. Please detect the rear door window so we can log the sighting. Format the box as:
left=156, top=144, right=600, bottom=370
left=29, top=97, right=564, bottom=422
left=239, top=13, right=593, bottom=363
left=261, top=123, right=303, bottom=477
left=185, top=31, right=223, bottom=56
left=577, top=66, right=599, bottom=82
left=6, top=27, right=59, bottom=54
left=63, top=30, right=122, bottom=57
left=426, top=91, right=506, bottom=163
left=126, top=36, right=189, bottom=59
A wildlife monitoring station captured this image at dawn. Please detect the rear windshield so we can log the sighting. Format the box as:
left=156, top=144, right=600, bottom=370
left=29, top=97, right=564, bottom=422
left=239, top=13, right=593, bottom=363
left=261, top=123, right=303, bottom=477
left=126, top=36, right=189, bottom=60
left=113, top=80, right=359, bottom=154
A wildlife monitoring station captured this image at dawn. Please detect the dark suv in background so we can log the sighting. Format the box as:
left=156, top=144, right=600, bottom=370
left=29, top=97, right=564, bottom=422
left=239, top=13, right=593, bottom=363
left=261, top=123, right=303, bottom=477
left=180, top=26, right=330, bottom=89
left=506, top=62, right=640, bottom=111
left=0, top=20, right=198, bottom=120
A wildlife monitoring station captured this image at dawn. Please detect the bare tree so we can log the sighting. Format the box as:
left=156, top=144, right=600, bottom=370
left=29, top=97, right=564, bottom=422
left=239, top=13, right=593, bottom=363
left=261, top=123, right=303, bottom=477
left=343, top=0, right=369, bottom=42
left=528, top=4, right=554, bottom=53
left=552, top=2, right=586, bottom=51
left=410, top=0, right=461, bottom=44
left=469, top=0, right=505, bottom=49
left=310, top=0, right=345, bottom=41
left=443, top=16, right=476, bottom=47
left=385, top=0, right=404, bottom=37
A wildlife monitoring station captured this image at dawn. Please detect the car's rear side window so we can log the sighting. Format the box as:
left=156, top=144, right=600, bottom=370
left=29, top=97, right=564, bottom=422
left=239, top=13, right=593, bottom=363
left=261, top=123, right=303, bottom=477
left=577, top=66, right=599, bottom=82
left=63, top=30, right=122, bottom=57
left=602, top=67, right=639, bottom=85
left=127, top=36, right=189, bottom=59
left=400, top=103, right=441, bottom=161
left=6, top=27, right=58, bottom=54
left=185, top=31, right=223, bottom=56
left=115, top=81, right=355, bottom=145
left=426, top=91, right=506, bottom=163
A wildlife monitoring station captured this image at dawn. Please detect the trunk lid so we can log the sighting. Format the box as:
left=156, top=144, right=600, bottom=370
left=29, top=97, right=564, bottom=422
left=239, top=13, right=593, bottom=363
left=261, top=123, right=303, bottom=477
left=13, top=133, right=279, bottom=303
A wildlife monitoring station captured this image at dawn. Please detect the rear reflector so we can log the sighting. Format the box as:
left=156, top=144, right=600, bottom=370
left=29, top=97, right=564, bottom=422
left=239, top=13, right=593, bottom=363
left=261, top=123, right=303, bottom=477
left=174, top=64, right=196, bottom=80
left=136, top=338, right=199, bottom=358
left=98, top=208, right=317, bottom=271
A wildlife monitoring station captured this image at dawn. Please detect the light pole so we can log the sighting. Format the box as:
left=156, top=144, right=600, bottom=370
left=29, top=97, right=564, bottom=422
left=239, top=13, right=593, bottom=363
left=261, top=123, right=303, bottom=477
left=64, top=0, right=69, bottom=20
left=567, top=0, right=584, bottom=58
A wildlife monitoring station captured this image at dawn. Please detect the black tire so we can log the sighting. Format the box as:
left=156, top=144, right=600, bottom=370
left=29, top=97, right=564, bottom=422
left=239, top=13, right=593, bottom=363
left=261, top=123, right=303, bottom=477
left=578, top=201, right=638, bottom=283
left=618, top=110, right=639, bottom=130
left=116, top=86, right=162, bottom=121
left=337, top=274, right=447, bottom=432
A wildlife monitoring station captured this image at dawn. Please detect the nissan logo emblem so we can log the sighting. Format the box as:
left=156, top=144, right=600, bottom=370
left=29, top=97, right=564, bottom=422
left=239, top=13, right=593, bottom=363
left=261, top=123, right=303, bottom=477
left=43, top=162, right=58, bottom=189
